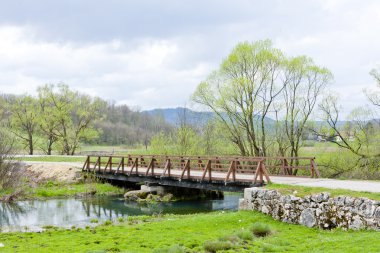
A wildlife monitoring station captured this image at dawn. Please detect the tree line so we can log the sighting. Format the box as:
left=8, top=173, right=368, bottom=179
left=151, top=40, right=379, bottom=178
left=0, top=84, right=172, bottom=155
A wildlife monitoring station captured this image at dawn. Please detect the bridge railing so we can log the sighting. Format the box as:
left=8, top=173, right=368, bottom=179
left=82, top=155, right=320, bottom=185
left=82, top=155, right=270, bottom=184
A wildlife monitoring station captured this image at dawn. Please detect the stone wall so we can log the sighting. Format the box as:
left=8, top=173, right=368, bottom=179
left=239, top=188, right=380, bottom=230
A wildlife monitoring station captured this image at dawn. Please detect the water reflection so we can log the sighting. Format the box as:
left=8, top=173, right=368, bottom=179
left=0, top=194, right=241, bottom=232
left=0, top=202, right=27, bottom=227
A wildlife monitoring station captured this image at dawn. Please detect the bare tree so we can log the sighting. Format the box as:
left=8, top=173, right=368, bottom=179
left=0, top=129, right=25, bottom=201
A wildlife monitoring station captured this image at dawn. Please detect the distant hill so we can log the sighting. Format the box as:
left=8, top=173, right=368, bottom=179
left=144, top=107, right=214, bottom=126
left=144, top=107, right=276, bottom=126
left=144, top=107, right=354, bottom=130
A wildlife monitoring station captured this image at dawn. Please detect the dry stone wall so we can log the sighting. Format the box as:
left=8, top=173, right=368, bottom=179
left=239, top=188, right=380, bottom=230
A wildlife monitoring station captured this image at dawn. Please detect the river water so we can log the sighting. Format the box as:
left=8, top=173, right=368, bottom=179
left=0, top=194, right=242, bottom=232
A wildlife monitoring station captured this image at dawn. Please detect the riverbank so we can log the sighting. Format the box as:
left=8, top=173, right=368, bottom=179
left=0, top=161, right=123, bottom=201
left=0, top=211, right=378, bottom=252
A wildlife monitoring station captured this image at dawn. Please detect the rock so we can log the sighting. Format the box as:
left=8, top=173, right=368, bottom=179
left=333, top=196, right=346, bottom=206
left=257, top=189, right=266, bottom=198
left=311, top=192, right=330, bottom=203
left=344, top=197, right=355, bottom=206
left=300, top=208, right=316, bottom=228
left=124, top=190, right=150, bottom=200
left=374, top=206, right=380, bottom=219
left=349, top=215, right=364, bottom=230
left=239, top=188, right=380, bottom=231
left=353, top=198, right=364, bottom=207
left=261, top=205, right=270, bottom=214
left=358, top=200, right=376, bottom=218
left=162, top=193, right=174, bottom=202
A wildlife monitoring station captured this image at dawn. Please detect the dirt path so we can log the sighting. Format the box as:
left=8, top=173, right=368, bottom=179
left=23, top=161, right=83, bottom=183
left=270, top=176, right=380, bottom=193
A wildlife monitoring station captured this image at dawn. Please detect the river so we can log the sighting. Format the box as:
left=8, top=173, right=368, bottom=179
left=0, top=193, right=242, bottom=232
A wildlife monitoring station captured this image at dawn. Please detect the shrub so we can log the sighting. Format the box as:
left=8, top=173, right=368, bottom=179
left=103, top=220, right=112, bottom=226
left=218, top=234, right=240, bottom=244
left=0, top=129, right=25, bottom=201
left=250, top=222, right=272, bottom=237
left=90, top=218, right=99, bottom=223
left=235, top=230, right=254, bottom=241
left=203, top=240, right=233, bottom=253
left=153, top=244, right=186, bottom=253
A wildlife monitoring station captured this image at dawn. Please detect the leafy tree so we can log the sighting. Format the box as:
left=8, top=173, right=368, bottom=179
left=8, top=95, right=39, bottom=155
left=193, top=40, right=286, bottom=156
left=366, top=68, right=380, bottom=108
left=38, top=84, right=105, bottom=155
left=282, top=56, right=332, bottom=164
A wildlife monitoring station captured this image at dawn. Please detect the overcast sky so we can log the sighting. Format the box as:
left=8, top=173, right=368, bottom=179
left=0, top=0, right=379, bottom=116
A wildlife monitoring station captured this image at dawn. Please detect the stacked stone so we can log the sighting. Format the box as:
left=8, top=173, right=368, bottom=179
left=239, top=188, right=380, bottom=230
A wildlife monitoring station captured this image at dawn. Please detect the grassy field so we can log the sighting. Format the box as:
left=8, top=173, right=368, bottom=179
left=0, top=211, right=379, bottom=252
left=265, top=183, right=380, bottom=200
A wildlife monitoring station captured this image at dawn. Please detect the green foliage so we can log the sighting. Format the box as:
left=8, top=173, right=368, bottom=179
left=193, top=39, right=332, bottom=158
left=3, top=84, right=172, bottom=155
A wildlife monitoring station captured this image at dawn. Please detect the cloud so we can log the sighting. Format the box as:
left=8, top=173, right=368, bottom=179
left=0, top=25, right=212, bottom=108
left=0, top=0, right=379, bottom=117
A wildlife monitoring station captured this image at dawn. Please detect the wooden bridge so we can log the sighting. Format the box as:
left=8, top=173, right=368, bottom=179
left=82, top=155, right=319, bottom=192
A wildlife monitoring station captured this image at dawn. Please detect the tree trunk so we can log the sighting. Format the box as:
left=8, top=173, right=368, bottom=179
left=28, top=133, right=33, bottom=155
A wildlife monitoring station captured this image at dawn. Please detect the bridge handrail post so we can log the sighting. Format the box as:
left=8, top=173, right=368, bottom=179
left=201, top=160, right=211, bottom=181
left=82, top=155, right=90, bottom=171
left=310, top=158, right=320, bottom=178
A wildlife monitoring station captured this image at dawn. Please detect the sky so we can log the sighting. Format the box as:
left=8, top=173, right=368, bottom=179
left=0, top=0, right=379, bottom=117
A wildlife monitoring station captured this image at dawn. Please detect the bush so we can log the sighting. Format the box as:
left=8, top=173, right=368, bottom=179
left=0, top=129, right=25, bottom=201
left=218, top=234, right=240, bottom=244
left=103, top=220, right=112, bottom=226
left=203, top=240, right=233, bottom=253
left=90, top=218, right=98, bottom=223
left=235, top=230, right=254, bottom=241
left=250, top=222, right=272, bottom=237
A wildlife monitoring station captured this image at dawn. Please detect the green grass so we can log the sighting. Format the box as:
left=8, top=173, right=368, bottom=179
left=0, top=211, right=379, bottom=252
left=16, top=155, right=86, bottom=163
left=23, top=181, right=123, bottom=199
left=265, top=183, right=380, bottom=200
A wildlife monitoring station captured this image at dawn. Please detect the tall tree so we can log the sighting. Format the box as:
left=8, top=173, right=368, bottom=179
left=193, top=40, right=287, bottom=156
left=366, top=68, right=380, bottom=108
left=8, top=95, right=39, bottom=155
left=282, top=56, right=332, bottom=165
left=38, top=84, right=104, bottom=155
